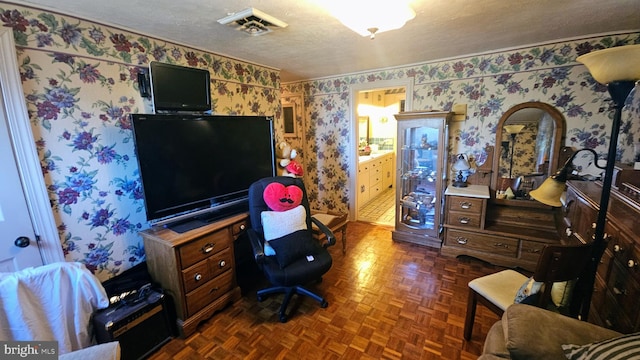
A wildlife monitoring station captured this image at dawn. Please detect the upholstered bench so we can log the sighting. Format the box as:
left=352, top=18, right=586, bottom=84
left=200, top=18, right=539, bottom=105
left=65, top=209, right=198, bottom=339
left=311, top=210, right=348, bottom=254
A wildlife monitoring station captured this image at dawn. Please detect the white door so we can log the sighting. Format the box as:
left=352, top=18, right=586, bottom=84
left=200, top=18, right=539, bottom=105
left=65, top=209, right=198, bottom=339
left=0, top=87, right=44, bottom=271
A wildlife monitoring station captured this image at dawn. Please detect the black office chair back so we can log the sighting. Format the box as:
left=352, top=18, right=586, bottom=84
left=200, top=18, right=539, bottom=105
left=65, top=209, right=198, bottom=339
left=247, top=176, right=313, bottom=240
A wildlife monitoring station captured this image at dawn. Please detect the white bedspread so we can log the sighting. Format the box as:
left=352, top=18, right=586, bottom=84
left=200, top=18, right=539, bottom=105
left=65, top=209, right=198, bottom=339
left=0, top=262, right=109, bottom=354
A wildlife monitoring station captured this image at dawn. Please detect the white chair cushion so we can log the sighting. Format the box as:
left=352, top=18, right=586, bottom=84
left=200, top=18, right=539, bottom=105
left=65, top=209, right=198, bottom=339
left=469, top=269, right=529, bottom=311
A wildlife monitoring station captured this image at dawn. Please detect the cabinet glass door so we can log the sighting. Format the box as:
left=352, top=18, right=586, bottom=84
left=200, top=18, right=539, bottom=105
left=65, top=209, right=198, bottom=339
left=397, top=122, right=443, bottom=234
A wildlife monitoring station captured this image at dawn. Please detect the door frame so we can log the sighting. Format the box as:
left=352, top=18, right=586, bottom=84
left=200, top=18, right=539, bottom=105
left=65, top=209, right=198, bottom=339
left=0, top=28, right=64, bottom=264
left=349, top=78, right=414, bottom=221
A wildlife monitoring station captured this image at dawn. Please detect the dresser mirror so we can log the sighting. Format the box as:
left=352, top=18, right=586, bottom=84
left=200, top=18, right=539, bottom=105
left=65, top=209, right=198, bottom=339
left=491, top=102, right=565, bottom=201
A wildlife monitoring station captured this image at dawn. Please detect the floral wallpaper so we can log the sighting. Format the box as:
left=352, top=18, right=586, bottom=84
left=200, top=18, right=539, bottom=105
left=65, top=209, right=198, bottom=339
left=1, top=3, right=281, bottom=281
left=283, top=32, right=640, bottom=215
left=3, top=2, right=640, bottom=282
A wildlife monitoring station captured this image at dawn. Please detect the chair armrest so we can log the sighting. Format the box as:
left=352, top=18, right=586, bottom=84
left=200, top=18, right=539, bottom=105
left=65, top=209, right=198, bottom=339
left=247, top=229, right=266, bottom=264
left=311, top=217, right=336, bottom=248
left=503, top=304, right=622, bottom=359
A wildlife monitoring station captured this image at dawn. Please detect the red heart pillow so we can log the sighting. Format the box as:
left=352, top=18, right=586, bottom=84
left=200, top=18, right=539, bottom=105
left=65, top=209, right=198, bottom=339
left=263, top=183, right=303, bottom=212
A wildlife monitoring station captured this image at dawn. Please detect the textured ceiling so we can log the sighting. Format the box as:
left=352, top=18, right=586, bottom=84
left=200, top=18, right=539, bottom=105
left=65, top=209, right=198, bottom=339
left=10, top=0, right=640, bottom=82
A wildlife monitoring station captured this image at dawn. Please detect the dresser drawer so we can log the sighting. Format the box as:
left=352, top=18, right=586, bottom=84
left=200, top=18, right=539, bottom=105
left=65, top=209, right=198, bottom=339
left=446, top=210, right=481, bottom=228
left=607, top=261, right=640, bottom=325
left=599, top=289, right=635, bottom=333
left=519, top=240, right=545, bottom=263
left=231, top=219, right=248, bottom=237
left=185, top=269, right=234, bottom=316
left=445, top=229, right=518, bottom=257
left=179, top=229, right=231, bottom=268
left=182, top=247, right=233, bottom=293
left=447, top=196, right=484, bottom=214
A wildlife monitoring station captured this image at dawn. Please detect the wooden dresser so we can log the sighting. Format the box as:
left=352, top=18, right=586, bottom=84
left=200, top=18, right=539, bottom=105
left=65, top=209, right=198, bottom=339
left=140, top=213, right=246, bottom=337
left=442, top=185, right=561, bottom=271
left=562, top=181, right=640, bottom=333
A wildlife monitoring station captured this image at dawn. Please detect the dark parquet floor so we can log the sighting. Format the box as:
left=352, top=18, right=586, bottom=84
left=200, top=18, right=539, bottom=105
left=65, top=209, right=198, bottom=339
left=148, top=221, right=504, bottom=360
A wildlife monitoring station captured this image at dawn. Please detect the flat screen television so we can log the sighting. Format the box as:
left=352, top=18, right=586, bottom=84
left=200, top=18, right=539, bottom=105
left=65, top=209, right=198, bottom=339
left=148, top=61, right=211, bottom=113
left=131, top=114, right=275, bottom=232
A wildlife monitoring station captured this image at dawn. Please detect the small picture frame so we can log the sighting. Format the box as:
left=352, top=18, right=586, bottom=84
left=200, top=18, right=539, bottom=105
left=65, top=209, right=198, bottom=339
left=281, top=94, right=303, bottom=138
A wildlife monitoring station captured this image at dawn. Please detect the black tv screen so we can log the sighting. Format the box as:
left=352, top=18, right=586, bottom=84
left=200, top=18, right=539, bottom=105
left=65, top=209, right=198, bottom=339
left=149, top=61, right=211, bottom=113
left=131, top=114, right=275, bottom=228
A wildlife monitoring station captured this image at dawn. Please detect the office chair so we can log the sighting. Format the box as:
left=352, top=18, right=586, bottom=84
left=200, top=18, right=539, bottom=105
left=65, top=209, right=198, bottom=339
left=247, top=176, right=336, bottom=322
left=463, top=242, right=594, bottom=340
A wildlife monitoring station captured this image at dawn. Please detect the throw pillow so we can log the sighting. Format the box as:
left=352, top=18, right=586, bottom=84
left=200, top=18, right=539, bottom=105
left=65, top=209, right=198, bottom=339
left=551, top=280, right=575, bottom=308
left=263, top=182, right=303, bottom=212
left=261, top=205, right=307, bottom=240
left=514, top=277, right=544, bottom=305
left=268, top=229, right=319, bottom=268
left=562, top=332, right=640, bottom=360
left=261, top=205, right=307, bottom=256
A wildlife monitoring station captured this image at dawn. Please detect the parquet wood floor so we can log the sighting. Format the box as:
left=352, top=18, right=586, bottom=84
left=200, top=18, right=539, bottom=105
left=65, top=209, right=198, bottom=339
left=148, top=221, right=504, bottom=360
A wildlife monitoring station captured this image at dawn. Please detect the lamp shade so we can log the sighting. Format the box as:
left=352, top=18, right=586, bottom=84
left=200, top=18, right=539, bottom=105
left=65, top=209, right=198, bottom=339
left=576, top=45, right=640, bottom=84
left=528, top=178, right=565, bottom=207
left=504, top=124, right=525, bottom=134
left=452, top=154, right=470, bottom=171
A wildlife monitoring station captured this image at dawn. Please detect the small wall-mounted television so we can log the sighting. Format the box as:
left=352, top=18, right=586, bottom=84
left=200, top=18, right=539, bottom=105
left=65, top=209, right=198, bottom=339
left=131, top=114, right=275, bottom=232
left=148, top=61, right=211, bottom=113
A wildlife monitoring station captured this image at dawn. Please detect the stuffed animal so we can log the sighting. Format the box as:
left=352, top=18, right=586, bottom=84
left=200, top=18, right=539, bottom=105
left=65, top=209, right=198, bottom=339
left=275, top=141, right=303, bottom=177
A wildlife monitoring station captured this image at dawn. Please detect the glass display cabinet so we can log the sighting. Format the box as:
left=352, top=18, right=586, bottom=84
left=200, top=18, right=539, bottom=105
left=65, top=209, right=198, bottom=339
left=392, top=111, right=452, bottom=248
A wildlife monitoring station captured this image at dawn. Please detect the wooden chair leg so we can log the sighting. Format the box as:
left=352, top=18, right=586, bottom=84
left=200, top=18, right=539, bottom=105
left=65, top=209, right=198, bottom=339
left=341, top=225, right=347, bottom=254
left=464, top=288, right=478, bottom=341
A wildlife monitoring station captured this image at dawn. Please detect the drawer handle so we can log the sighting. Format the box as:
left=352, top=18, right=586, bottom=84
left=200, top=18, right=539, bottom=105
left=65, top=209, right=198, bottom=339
left=219, top=260, right=227, bottom=268
left=209, top=287, right=220, bottom=294
left=460, top=201, right=472, bottom=209
left=628, top=259, right=637, bottom=268
left=526, top=248, right=541, bottom=254
left=194, top=273, right=202, bottom=281
left=613, top=286, right=628, bottom=296
left=202, top=243, right=215, bottom=253
left=614, top=244, right=623, bottom=253
left=458, top=217, right=470, bottom=224
left=239, top=224, right=246, bottom=231
left=494, top=242, right=509, bottom=249
left=456, top=237, right=468, bottom=245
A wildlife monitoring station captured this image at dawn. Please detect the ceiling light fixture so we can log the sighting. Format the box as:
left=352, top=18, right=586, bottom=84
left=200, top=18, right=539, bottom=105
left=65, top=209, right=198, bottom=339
left=321, top=0, right=415, bottom=39
left=217, top=8, right=288, bottom=36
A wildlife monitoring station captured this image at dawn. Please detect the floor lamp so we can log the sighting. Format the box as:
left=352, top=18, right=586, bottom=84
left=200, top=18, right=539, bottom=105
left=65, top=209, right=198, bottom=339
left=504, top=124, right=525, bottom=179
left=530, top=45, right=640, bottom=320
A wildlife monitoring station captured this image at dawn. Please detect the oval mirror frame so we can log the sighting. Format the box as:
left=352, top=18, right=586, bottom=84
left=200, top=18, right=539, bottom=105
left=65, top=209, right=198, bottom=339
left=491, top=102, right=565, bottom=197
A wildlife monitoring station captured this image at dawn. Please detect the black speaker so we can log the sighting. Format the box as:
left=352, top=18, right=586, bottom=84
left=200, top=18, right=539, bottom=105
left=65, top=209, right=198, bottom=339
left=137, top=69, right=151, bottom=99
left=93, top=289, right=172, bottom=360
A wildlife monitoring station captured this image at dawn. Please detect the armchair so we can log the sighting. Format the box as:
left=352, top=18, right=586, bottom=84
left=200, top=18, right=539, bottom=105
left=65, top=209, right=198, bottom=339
left=247, top=176, right=336, bottom=322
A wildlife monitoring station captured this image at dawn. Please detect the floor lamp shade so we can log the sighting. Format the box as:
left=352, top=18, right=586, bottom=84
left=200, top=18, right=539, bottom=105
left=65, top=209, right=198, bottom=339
left=576, top=45, right=640, bottom=84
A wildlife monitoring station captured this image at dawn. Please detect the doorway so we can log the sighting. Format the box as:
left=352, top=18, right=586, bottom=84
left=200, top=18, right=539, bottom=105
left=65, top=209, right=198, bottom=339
left=350, top=78, right=413, bottom=226
left=0, top=28, right=63, bottom=268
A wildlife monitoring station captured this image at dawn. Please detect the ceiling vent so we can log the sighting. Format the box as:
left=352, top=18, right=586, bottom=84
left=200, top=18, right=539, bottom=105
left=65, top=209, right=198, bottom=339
left=217, top=8, right=288, bottom=36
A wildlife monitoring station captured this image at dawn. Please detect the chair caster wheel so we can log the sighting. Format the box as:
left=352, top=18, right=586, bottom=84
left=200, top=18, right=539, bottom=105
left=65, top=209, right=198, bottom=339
left=321, top=300, right=328, bottom=308
left=257, top=295, right=264, bottom=302
left=279, top=314, right=287, bottom=323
